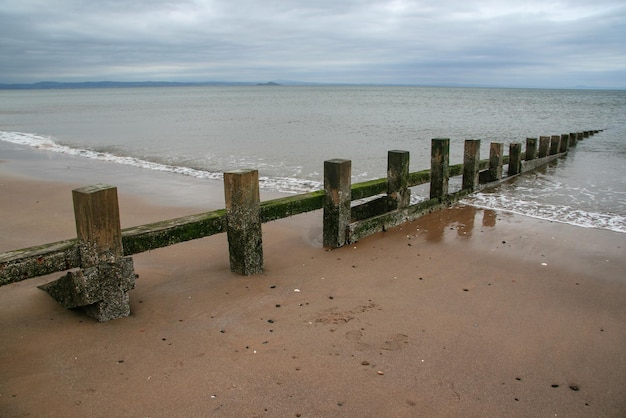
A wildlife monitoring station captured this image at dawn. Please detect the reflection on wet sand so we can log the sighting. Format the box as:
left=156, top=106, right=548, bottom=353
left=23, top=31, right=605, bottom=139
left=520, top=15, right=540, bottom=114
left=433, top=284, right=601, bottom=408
left=421, top=205, right=498, bottom=242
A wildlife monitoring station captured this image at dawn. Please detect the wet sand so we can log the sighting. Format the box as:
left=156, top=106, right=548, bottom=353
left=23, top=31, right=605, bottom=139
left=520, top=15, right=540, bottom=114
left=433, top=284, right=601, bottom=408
left=1, top=157, right=625, bottom=417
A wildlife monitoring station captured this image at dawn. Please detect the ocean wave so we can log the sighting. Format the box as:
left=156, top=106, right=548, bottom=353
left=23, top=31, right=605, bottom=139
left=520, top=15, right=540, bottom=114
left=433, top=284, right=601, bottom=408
left=0, top=131, right=321, bottom=194
left=463, top=193, right=626, bottom=234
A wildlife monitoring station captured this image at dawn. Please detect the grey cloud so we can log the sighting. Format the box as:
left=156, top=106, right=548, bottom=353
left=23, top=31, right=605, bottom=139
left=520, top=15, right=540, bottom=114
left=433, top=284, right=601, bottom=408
left=0, top=0, right=624, bottom=87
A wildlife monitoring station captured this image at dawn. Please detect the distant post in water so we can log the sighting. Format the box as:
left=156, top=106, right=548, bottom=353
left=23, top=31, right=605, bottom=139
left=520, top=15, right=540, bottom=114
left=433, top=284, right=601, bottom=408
left=559, top=134, right=569, bottom=153
left=462, top=139, right=480, bottom=191
left=569, top=132, right=578, bottom=147
left=40, top=184, right=136, bottom=321
left=387, top=150, right=410, bottom=208
left=549, top=135, right=561, bottom=155
left=488, top=142, right=504, bottom=181
left=224, top=169, right=263, bottom=275
left=323, top=159, right=352, bottom=248
left=538, top=136, right=550, bottom=158
left=430, top=138, right=450, bottom=199
left=525, top=138, right=538, bottom=160
left=508, top=143, right=522, bottom=176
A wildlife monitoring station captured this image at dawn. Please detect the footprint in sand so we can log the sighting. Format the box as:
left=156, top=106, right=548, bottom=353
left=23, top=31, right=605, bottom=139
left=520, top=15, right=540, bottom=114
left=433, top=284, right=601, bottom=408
left=381, top=333, right=409, bottom=351
left=345, top=329, right=363, bottom=340
left=345, top=329, right=370, bottom=351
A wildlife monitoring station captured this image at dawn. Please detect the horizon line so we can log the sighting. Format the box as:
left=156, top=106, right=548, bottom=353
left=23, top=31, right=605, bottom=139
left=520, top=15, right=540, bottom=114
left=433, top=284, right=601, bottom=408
left=0, top=80, right=624, bottom=91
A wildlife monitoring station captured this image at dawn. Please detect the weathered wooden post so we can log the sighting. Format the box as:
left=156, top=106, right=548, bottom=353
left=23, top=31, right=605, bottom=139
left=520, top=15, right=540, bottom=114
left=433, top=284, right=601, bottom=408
left=549, top=135, right=561, bottom=155
left=430, top=138, right=449, bottom=199
left=462, top=139, right=480, bottom=191
left=487, top=142, right=504, bottom=181
left=569, top=132, right=578, bottom=147
left=525, top=138, right=538, bottom=160
left=583, top=131, right=590, bottom=138
left=323, top=159, right=351, bottom=248
left=559, top=134, right=569, bottom=153
left=538, top=136, right=550, bottom=158
left=224, top=169, right=263, bottom=275
left=387, top=150, right=410, bottom=208
left=508, top=143, right=522, bottom=176
left=39, top=184, right=136, bottom=321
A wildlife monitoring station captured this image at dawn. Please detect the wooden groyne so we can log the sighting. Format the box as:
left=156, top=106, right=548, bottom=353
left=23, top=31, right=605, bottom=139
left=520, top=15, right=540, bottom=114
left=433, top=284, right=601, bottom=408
left=0, top=130, right=602, bottom=320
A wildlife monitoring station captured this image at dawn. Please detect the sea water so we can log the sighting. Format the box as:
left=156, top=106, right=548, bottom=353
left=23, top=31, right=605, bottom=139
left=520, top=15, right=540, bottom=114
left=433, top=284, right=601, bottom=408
left=1, top=86, right=624, bottom=233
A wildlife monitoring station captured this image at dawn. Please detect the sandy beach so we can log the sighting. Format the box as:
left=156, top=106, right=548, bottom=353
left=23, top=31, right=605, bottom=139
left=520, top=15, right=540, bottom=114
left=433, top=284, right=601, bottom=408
left=1, top=154, right=625, bottom=417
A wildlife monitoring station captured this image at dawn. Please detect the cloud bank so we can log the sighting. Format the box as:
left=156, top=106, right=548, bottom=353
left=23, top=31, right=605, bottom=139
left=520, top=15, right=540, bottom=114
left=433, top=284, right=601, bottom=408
left=1, top=0, right=625, bottom=88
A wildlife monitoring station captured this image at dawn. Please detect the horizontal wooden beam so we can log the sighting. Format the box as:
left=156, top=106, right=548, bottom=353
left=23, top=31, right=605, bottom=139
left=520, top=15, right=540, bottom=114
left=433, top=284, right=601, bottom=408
left=0, top=239, right=80, bottom=286
left=121, top=209, right=227, bottom=255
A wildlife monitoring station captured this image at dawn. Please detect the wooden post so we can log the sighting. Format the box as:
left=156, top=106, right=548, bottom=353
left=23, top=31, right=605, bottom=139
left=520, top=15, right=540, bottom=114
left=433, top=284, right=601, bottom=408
left=430, top=138, right=449, bottom=199
left=569, top=132, right=578, bottom=147
left=583, top=131, right=590, bottom=138
left=73, top=185, right=123, bottom=264
left=224, top=169, right=263, bottom=275
left=488, top=142, right=504, bottom=181
left=508, top=143, right=522, bottom=176
left=559, top=134, right=569, bottom=153
left=462, top=139, right=480, bottom=191
left=387, top=150, right=410, bottom=208
left=525, top=138, right=538, bottom=160
left=538, top=136, right=550, bottom=158
left=323, top=159, right=351, bottom=248
left=549, top=135, right=561, bottom=155
left=40, top=184, right=136, bottom=321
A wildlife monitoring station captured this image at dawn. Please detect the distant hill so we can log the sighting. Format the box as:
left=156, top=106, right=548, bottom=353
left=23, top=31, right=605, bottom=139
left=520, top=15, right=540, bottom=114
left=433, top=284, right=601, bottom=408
left=0, top=80, right=274, bottom=89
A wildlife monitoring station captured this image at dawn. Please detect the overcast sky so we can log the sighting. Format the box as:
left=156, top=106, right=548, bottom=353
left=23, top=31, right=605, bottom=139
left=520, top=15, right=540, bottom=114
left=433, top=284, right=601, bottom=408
left=1, top=0, right=624, bottom=88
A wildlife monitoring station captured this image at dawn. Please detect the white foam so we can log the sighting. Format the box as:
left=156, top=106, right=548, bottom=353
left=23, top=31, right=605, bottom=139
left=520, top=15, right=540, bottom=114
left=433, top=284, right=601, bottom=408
left=463, top=193, right=626, bottom=234
left=0, top=131, right=321, bottom=194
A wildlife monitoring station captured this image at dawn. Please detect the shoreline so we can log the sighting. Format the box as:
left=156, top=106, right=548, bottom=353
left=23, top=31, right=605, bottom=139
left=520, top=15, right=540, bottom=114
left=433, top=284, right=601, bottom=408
left=1, top=154, right=626, bottom=416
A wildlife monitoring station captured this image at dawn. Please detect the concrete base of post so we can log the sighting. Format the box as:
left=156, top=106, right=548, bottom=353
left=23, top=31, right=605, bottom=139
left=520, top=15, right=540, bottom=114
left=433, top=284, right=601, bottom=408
left=39, top=257, right=136, bottom=321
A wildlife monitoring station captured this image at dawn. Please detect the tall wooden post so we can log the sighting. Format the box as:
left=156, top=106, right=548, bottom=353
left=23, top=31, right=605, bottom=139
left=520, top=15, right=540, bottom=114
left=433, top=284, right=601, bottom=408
left=508, top=143, right=522, bottom=176
left=488, top=142, right=504, bottom=181
left=323, top=159, right=351, bottom=248
left=549, top=135, right=561, bottom=155
left=73, top=185, right=123, bottom=264
left=569, top=132, right=578, bottom=147
left=40, top=184, right=136, bottom=321
left=525, top=138, right=538, bottom=160
left=430, top=138, right=449, bottom=199
left=462, top=139, right=480, bottom=191
left=224, top=169, right=263, bottom=275
left=538, top=136, right=550, bottom=158
left=559, top=134, right=569, bottom=153
left=387, top=150, right=410, bottom=208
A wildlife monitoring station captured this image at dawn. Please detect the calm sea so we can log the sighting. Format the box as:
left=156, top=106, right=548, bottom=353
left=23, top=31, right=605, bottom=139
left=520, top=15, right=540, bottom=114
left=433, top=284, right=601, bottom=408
left=1, top=86, right=625, bottom=233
